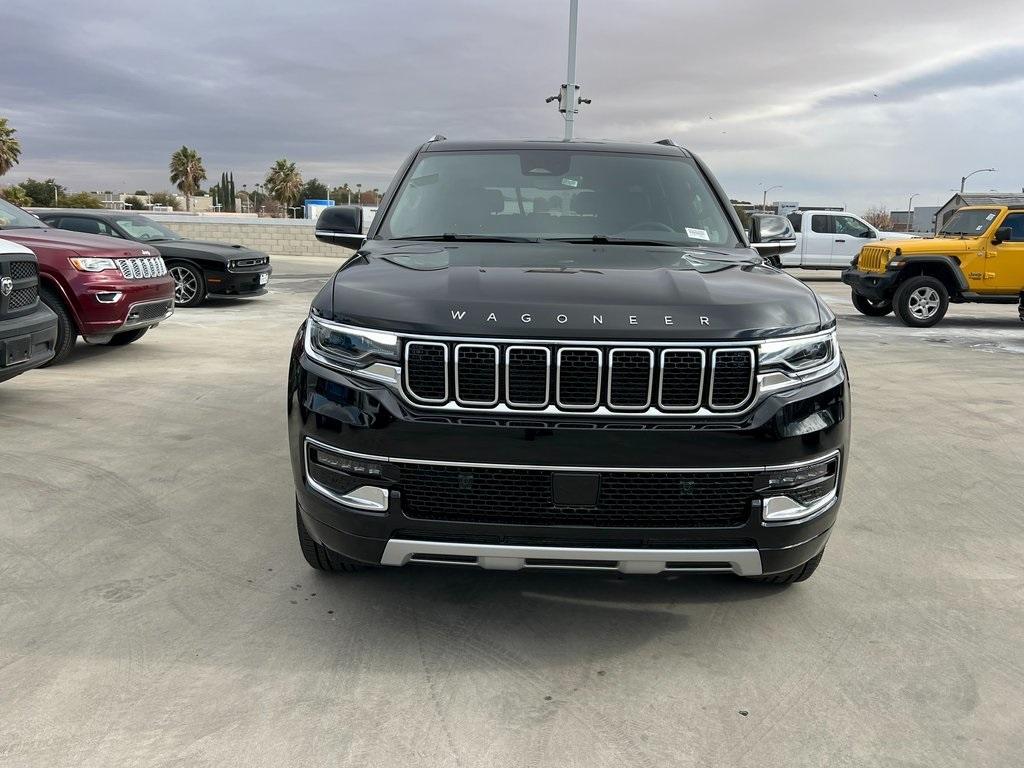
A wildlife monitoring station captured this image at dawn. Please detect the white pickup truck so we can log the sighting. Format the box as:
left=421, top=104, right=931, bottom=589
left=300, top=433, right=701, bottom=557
left=780, top=210, right=917, bottom=269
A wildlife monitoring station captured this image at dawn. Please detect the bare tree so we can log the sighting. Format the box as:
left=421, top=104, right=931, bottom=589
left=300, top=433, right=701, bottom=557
left=862, top=206, right=893, bottom=231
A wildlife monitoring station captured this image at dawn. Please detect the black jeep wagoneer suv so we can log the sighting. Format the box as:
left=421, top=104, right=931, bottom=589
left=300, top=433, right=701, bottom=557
left=288, top=138, right=849, bottom=585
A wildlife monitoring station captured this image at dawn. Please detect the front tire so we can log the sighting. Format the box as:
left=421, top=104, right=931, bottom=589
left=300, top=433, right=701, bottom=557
left=105, top=328, right=148, bottom=346
left=747, top=548, right=824, bottom=585
left=168, top=262, right=206, bottom=307
left=851, top=291, right=893, bottom=317
left=296, top=502, right=365, bottom=572
left=39, top=286, right=77, bottom=366
left=894, top=276, right=949, bottom=327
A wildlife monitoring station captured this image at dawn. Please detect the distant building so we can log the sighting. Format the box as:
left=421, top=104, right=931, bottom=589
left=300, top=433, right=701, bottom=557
left=909, top=205, right=939, bottom=234
left=935, top=192, right=1024, bottom=233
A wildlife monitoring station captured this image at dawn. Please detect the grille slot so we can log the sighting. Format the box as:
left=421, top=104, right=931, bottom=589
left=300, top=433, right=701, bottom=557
left=709, top=349, right=755, bottom=410
left=556, top=347, right=601, bottom=409
left=9, top=261, right=37, bottom=280
left=455, top=344, right=498, bottom=405
left=607, top=348, right=653, bottom=409
left=405, top=341, right=448, bottom=403
left=396, top=463, right=755, bottom=528
left=659, top=349, right=704, bottom=410
left=8, top=285, right=38, bottom=310
left=115, top=257, right=168, bottom=280
left=505, top=346, right=550, bottom=407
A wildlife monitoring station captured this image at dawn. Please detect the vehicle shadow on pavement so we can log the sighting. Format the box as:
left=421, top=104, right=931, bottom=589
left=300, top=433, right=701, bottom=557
left=298, top=567, right=793, bottom=646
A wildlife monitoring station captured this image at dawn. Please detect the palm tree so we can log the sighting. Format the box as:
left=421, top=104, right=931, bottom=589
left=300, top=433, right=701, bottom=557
left=168, top=146, right=207, bottom=212
left=265, top=159, right=302, bottom=215
left=0, top=117, right=22, bottom=178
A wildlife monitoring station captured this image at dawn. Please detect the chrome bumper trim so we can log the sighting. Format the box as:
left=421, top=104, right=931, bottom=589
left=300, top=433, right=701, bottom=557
left=119, top=299, right=174, bottom=331
left=380, top=539, right=763, bottom=575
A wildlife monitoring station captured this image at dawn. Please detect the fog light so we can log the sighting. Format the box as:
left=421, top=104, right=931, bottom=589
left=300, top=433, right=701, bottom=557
left=759, top=454, right=839, bottom=523
left=312, top=448, right=383, bottom=478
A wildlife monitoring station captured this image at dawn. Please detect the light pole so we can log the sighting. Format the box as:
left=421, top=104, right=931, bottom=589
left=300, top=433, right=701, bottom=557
left=960, top=168, right=996, bottom=194
left=51, top=181, right=59, bottom=207
left=545, top=0, right=589, bottom=141
left=907, top=192, right=919, bottom=231
left=761, top=185, right=782, bottom=212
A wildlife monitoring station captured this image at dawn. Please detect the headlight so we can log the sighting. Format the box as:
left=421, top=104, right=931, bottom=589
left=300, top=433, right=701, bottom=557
left=759, top=330, right=836, bottom=374
left=69, top=257, right=118, bottom=272
left=305, top=315, right=399, bottom=372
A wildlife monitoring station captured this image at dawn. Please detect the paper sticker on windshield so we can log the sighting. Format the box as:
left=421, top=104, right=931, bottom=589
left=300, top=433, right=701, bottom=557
left=561, top=177, right=579, bottom=188
left=685, top=227, right=710, bottom=241
left=976, top=225, right=985, bottom=231
left=986, top=213, right=996, bottom=220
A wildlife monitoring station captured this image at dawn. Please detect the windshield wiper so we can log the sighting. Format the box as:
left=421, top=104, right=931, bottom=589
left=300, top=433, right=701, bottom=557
left=391, top=233, right=538, bottom=243
left=544, top=235, right=695, bottom=247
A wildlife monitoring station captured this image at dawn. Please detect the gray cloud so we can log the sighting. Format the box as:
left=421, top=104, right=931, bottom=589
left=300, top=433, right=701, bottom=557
left=3, top=0, right=1024, bottom=212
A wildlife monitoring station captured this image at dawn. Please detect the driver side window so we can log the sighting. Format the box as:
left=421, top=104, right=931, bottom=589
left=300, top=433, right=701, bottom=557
left=1001, top=213, right=1024, bottom=242
left=834, top=215, right=872, bottom=238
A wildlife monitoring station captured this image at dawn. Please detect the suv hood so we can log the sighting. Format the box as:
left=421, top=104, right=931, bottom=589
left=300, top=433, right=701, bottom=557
left=882, top=236, right=980, bottom=254
left=149, top=239, right=265, bottom=263
left=323, top=242, right=824, bottom=340
left=1, top=227, right=157, bottom=257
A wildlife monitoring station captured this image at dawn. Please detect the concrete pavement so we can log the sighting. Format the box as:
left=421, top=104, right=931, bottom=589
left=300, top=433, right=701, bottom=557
left=1, top=257, right=1021, bottom=766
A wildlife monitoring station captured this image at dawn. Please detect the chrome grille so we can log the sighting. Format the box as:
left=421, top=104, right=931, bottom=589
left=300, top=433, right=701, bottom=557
left=607, top=348, right=653, bottom=410
left=455, top=344, right=498, bottom=405
left=556, top=348, right=601, bottom=408
left=401, top=339, right=757, bottom=415
left=115, top=256, right=168, bottom=280
left=709, top=350, right=755, bottom=410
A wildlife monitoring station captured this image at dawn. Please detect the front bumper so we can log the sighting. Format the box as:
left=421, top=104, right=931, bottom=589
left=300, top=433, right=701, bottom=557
left=288, top=336, right=851, bottom=576
left=206, top=265, right=272, bottom=297
left=841, top=267, right=899, bottom=301
left=0, top=303, right=58, bottom=382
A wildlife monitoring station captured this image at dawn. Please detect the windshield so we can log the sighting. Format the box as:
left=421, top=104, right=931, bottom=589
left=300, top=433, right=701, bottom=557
left=0, top=198, right=47, bottom=229
left=115, top=216, right=181, bottom=241
left=379, top=150, right=740, bottom=249
left=940, top=208, right=998, bottom=236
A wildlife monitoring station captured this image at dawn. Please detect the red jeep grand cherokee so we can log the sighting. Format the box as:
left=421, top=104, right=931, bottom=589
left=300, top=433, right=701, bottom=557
left=0, top=199, right=174, bottom=365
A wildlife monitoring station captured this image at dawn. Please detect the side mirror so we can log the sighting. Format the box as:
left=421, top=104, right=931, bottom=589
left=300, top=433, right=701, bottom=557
left=749, top=214, right=797, bottom=257
left=315, top=205, right=365, bottom=247
left=862, top=229, right=876, bottom=239
left=993, top=226, right=1012, bottom=245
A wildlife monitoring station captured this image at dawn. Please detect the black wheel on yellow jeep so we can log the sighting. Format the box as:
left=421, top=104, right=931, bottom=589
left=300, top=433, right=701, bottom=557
left=851, top=291, right=893, bottom=317
left=894, top=275, right=949, bottom=328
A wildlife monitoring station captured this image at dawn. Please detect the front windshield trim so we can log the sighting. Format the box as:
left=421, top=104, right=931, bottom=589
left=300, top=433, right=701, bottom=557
left=939, top=208, right=999, bottom=236
left=375, top=149, right=741, bottom=250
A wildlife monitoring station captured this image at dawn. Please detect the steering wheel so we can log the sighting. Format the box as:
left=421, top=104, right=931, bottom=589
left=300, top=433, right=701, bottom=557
left=620, top=220, right=675, bottom=233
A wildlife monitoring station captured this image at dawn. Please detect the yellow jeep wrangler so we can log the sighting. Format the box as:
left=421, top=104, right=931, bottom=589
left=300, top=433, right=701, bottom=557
left=842, top=205, right=1024, bottom=327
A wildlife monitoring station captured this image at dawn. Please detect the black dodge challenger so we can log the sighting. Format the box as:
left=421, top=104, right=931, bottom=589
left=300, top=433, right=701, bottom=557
left=37, top=210, right=272, bottom=307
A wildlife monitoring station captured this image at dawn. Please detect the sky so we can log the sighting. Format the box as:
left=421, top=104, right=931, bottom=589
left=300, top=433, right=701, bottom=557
left=3, top=0, right=1024, bottom=214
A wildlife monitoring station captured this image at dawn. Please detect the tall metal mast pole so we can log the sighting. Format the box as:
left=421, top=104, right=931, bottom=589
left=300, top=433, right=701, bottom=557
left=546, top=0, right=589, bottom=140
left=563, top=0, right=579, bottom=141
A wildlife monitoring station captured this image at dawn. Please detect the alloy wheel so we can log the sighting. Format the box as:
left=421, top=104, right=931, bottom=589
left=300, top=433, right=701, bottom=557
left=907, top=286, right=940, bottom=320
left=170, top=266, right=198, bottom=305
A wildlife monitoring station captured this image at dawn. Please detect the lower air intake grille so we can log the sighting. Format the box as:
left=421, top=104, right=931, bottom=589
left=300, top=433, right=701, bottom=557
left=396, top=463, right=755, bottom=528
left=130, top=300, right=173, bottom=322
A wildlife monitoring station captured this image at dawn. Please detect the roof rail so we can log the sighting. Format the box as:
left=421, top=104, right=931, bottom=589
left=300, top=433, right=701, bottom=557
left=427, top=134, right=447, bottom=143
left=654, top=138, right=681, bottom=147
